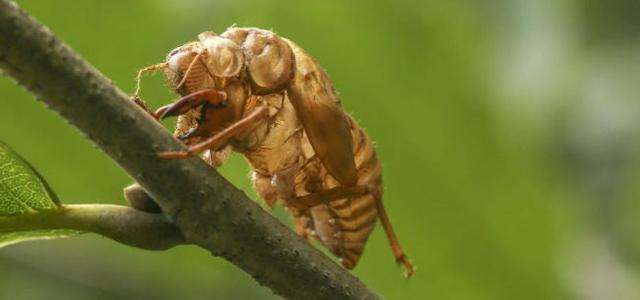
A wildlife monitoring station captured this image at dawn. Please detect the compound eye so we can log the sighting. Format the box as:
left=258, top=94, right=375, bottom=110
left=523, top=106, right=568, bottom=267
left=168, top=47, right=180, bottom=58
left=167, top=50, right=190, bottom=74
left=163, top=46, right=198, bottom=91
left=199, top=33, right=244, bottom=77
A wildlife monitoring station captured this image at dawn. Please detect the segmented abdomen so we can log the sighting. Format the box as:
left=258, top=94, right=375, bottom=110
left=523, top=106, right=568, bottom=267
left=295, top=116, right=382, bottom=269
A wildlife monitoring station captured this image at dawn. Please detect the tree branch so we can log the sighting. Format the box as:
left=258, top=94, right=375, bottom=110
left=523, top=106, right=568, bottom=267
left=0, top=1, right=380, bottom=299
left=0, top=204, right=185, bottom=250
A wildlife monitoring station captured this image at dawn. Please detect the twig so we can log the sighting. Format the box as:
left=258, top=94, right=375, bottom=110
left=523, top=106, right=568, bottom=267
left=0, top=1, right=380, bottom=299
left=0, top=204, right=185, bottom=250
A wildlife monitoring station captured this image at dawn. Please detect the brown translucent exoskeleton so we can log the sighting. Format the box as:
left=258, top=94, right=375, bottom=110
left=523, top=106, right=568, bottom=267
left=132, top=27, right=413, bottom=277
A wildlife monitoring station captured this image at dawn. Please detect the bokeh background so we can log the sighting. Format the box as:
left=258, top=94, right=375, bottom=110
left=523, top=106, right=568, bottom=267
left=1, top=0, right=640, bottom=299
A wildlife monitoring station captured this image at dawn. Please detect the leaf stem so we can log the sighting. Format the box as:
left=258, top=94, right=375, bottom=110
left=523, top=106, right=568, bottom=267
left=0, top=204, right=185, bottom=250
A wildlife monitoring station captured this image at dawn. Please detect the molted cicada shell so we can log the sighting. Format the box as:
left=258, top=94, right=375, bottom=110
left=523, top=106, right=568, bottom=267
left=132, top=27, right=413, bottom=277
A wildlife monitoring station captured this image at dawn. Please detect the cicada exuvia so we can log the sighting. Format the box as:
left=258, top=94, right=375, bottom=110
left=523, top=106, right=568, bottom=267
left=132, top=27, right=413, bottom=277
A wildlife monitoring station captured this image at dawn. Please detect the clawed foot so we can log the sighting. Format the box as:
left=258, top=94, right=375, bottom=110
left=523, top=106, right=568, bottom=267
left=396, top=254, right=414, bottom=278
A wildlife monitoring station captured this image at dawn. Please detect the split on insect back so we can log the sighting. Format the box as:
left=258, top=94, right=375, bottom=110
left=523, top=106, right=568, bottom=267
left=131, top=27, right=414, bottom=278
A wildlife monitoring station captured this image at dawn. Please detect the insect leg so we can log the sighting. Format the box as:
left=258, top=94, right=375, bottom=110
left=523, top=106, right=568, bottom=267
left=293, top=215, right=313, bottom=241
left=157, top=105, right=270, bottom=159
left=288, top=185, right=370, bottom=210
left=158, top=89, right=227, bottom=119
left=203, top=146, right=232, bottom=168
left=252, top=172, right=279, bottom=208
left=371, top=188, right=414, bottom=278
left=131, top=96, right=155, bottom=117
left=288, top=184, right=414, bottom=277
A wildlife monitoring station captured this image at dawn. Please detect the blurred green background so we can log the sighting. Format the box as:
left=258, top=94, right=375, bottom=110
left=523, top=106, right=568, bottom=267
left=1, top=0, right=640, bottom=299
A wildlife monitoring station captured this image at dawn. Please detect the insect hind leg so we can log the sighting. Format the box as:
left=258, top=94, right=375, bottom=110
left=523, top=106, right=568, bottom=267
left=370, top=188, right=414, bottom=278
left=287, top=184, right=414, bottom=277
left=288, top=185, right=370, bottom=210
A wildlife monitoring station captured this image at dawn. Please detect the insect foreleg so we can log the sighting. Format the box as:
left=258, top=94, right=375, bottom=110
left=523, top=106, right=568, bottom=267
left=158, top=105, right=270, bottom=159
left=131, top=96, right=156, bottom=118
left=157, top=89, right=227, bottom=119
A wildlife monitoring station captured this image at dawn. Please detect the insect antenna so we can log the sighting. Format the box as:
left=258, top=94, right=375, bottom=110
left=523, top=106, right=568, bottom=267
left=134, top=62, right=168, bottom=97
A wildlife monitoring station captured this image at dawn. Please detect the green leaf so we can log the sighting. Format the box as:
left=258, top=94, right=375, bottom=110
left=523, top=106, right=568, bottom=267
left=0, top=141, right=80, bottom=247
